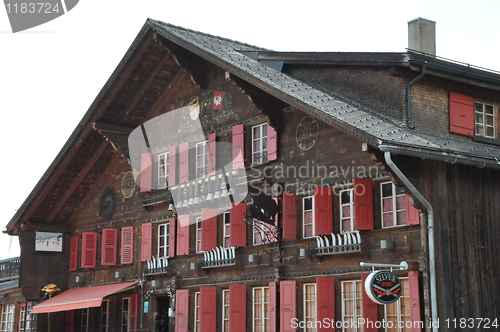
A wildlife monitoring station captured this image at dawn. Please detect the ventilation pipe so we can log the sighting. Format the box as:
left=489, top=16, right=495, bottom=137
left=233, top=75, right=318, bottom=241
left=383, top=151, right=438, bottom=332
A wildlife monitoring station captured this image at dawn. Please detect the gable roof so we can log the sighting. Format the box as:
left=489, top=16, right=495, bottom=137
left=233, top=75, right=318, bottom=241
left=149, top=19, right=500, bottom=168
left=6, top=19, right=500, bottom=234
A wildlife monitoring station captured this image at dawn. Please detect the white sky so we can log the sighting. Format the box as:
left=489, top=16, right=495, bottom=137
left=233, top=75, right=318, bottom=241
left=1, top=0, right=499, bottom=259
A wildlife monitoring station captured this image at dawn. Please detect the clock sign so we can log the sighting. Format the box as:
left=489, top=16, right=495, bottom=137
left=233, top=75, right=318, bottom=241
left=121, top=171, right=136, bottom=198
left=364, top=270, right=402, bottom=305
left=296, top=116, right=319, bottom=150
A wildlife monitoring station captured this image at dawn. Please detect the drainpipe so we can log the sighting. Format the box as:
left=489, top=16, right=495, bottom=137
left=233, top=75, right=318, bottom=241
left=407, top=65, right=426, bottom=129
left=383, top=151, right=438, bottom=332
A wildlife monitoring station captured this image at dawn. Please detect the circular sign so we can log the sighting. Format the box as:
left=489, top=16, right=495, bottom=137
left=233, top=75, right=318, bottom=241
left=364, top=270, right=402, bottom=305
left=121, top=171, right=136, bottom=198
left=296, top=116, right=319, bottom=150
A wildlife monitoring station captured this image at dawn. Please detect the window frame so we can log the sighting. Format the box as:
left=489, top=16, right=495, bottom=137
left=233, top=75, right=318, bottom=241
left=303, top=283, right=316, bottom=332
left=223, top=212, right=231, bottom=248
left=340, top=188, right=355, bottom=232
left=380, top=181, right=407, bottom=228
left=474, top=101, right=495, bottom=138
left=0, top=304, right=15, bottom=332
left=157, top=151, right=169, bottom=189
left=195, top=216, right=202, bottom=253
left=158, top=223, right=170, bottom=258
left=251, top=123, right=269, bottom=166
left=341, top=280, right=363, bottom=332
left=222, top=289, right=230, bottom=332
left=122, top=297, right=130, bottom=332
left=194, top=291, right=201, bottom=332
left=81, top=307, right=90, bottom=332
left=101, top=300, right=110, bottom=332
left=252, top=286, right=270, bottom=332
left=19, top=302, right=37, bottom=332
left=383, top=278, right=410, bottom=332
left=303, top=196, right=314, bottom=238
left=195, top=140, right=209, bottom=178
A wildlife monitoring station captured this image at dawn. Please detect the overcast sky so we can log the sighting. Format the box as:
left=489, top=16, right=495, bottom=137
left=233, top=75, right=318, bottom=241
left=1, top=0, right=499, bottom=259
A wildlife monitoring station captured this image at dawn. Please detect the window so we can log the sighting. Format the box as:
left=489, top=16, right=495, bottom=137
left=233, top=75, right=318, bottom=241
left=381, top=182, right=407, bottom=228
left=101, top=300, right=109, bottom=332
left=19, top=303, right=37, bottom=332
left=222, top=289, right=230, bottom=332
left=303, top=284, right=316, bottom=332
left=341, top=280, right=363, bottom=332
left=195, top=216, right=202, bottom=253
left=340, top=188, right=354, bottom=232
left=194, top=292, right=201, bottom=332
left=252, top=286, right=270, bottom=332
left=252, top=123, right=268, bottom=165
left=383, top=278, right=410, bottom=332
left=223, top=212, right=231, bottom=248
left=1, top=304, right=15, bottom=332
left=475, top=101, right=495, bottom=138
left=158, top=223, right=170, bottom=257
left=158, top=152, right=169, bottom=189
left=303, top=196, right=314, bottom=238
left=81, top=308, right=89, bottom=332
left=196, top=141, right=209, bottom=178
left=122, top=298, right=130, bottom=332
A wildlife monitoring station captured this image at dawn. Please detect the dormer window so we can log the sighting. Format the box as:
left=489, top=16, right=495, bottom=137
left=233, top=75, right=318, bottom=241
left=449, top=92, right=496, bottom=139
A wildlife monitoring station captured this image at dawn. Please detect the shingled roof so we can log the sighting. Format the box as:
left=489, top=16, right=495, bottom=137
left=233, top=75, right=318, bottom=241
left=149, top=19, right=500, bottom=169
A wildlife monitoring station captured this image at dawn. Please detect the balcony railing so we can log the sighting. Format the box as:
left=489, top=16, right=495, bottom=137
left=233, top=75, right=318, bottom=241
left=0, top=257, right=20, bottom=282
left=314, top=231, right=362, bottom=256
left=144, top=256, right=168, bottom=276
left=202, top=246, right=236, bottom=269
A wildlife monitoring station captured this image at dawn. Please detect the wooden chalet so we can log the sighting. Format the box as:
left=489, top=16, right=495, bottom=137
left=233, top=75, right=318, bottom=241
left=4, top=17, right=500, bottom=331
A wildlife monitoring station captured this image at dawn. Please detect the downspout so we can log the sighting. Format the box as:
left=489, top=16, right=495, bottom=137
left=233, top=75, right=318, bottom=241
left=384, top=151, right=438, bottom=332
left=407, top=65, right=426, bottom=129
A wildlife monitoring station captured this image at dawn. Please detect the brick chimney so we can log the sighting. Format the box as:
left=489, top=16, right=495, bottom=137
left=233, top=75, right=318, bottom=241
left=408, top=18, right=436, bottom=55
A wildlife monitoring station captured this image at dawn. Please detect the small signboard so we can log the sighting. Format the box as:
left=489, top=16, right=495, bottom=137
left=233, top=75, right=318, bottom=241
left=364, top=270, right=402, bottom=305
left=35, top=232, right=63, bottom=252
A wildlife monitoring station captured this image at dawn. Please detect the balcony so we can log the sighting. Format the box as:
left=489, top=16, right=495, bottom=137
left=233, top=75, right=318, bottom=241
left=314, top=231, right=362, bottom=256
left=144, top=256, right=168, bottom=276
left=0, top=257, right=20, bottom=282
left=201, top=246, right=236, bottom=269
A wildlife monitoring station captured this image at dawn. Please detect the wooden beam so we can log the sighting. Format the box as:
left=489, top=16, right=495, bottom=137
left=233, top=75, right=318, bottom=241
left=119, top=51, right=172, bottom=123
left=45, top=141, right=111, bottom=223
left=20, top=222, right=71, bottom=233
left=146, top=67, right=188, bottom=119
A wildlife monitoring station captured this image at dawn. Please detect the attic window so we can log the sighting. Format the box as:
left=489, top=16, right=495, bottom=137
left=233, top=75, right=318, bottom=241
left=449, top=92, right=496, bottom=139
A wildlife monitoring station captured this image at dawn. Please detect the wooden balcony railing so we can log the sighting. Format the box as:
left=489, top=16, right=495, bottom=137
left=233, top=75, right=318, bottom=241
left=0, top=257, right=20, bottom=282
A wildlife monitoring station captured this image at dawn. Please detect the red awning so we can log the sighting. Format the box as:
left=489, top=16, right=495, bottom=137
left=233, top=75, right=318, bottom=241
left=31, top=281, right=139, bottom=313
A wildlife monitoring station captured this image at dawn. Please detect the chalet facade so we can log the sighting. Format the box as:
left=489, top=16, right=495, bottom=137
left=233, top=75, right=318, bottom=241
left=4, top=17, right=500, bottom=332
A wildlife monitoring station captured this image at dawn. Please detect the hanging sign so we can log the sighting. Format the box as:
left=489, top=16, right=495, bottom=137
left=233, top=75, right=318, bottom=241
left=364, top=270, right=402, bottom=305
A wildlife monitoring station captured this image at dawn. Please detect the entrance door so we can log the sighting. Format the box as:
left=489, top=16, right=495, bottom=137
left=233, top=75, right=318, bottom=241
left=156, top=296, right=170, bottom=332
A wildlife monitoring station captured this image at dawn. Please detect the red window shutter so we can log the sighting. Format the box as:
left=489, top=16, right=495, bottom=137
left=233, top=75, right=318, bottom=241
left=361, top=273, right=378, bottom=332
left=141, top=223, right=153, bottom=261
left=230, top=203, right=247, bottom=247
left=406, top=195, right=420, bottom=225
left=175, top=289, right=190, bottom=332
left=269, top=282, right=277, bottom=332
left=316, top=277, right=335, bottom=331
left=232, top=124, right=245, bottom=169
left=176, top=215, right=191, bottom=256
left=229, top=284, right=247, bottom=332
left=65, top=310, right=74, bottom=332
left=101, top=229, right=118, bottom=266
left=130, top=294, right=138, bottom=332
left=168, top=145, right=177, bottom=186
left=449, top=92, right=474, bottom=136
left=140, top=152, right=153, bottom=192
left=168, top=218, right=177, bottom=258
left=121, top=227, right=134, bottom=265
left=280, top=280, right=297, bottom=332
left=267, top=124, right=278, bottom=161
left=179, top=142, right=190, bottom=183
left=200, top=287, right=217, bottom=332
left=408, top=271, right=422, bottom=332
left=354, top=178, right=374, bottom=230
left=201, top=209, right=218, bottom=251
left=314, top=186, right=333, bottom=235
left=81, top=232, right=97, bottom=269
left=282, top=192, right=297, bottom=240
left=69, top=236, right=78, bottom=271
left=208, top=133, right=216, bottom=175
